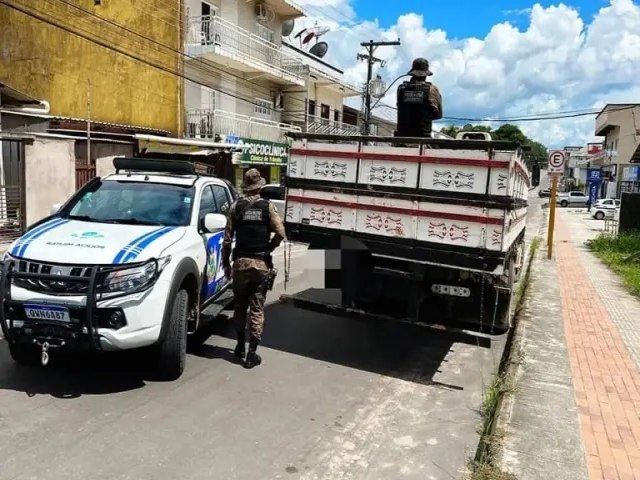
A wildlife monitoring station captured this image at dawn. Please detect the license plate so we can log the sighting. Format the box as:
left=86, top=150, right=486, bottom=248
left=23, top=304, right=70, bottom=323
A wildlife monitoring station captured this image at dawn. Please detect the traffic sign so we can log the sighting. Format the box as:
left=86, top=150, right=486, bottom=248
left=548, top=150, right=566, bottom=174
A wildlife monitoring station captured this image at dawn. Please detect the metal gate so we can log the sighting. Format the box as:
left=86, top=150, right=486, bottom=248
left=0, top=139, right=26, bottom=244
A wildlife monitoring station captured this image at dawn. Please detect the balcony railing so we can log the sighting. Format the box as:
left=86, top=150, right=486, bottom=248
left=307, top=116, right=360, bottom=136
left=186, top=15, right=306, bottom=84
left=186, top=109, right=301, bottom=143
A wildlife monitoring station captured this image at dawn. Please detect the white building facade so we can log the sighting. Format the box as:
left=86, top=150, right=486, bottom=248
left=183, top=0, right=307, bottom=186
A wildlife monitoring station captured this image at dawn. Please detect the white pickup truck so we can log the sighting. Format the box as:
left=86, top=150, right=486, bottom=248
left=1, top=157, right=237, bottom=379
left=280, top=132, right=529, bottom=333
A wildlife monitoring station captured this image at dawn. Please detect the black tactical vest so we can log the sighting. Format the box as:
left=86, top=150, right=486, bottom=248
left=232, top=198, right=271, bottom=260
left=396, top=81, right=435, bottom=138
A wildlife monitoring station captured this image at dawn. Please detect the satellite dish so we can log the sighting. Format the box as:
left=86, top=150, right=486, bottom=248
left=293, top=28, right=307, bottom=39
left=302, top=31, right=315, bottom=44
left=308, top=25, right=330, bottom=37
left=309, top=41, right=329, bottom=58
left=282, top=19, right=295, bottom=37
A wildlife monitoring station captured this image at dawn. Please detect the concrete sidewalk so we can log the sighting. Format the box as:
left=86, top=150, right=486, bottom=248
left=502, top=209, right=640, bottom=480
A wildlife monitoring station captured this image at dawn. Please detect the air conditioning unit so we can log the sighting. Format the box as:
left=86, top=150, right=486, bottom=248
left=273, top=92, right=284, bottom=111
left=255, top=3, right=268, bottom=21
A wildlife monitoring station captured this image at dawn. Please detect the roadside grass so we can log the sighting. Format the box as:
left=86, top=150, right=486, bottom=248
left=468, top=236, right=541, bottom=480
left=587, top=232, right=640, bottom=296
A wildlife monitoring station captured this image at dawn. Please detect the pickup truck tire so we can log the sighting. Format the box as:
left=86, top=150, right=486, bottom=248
left=560, top=200, right=569, bottom=207
left=156, top=289, right=188, bottom=380
left=9, top=342, right=40, bottom=366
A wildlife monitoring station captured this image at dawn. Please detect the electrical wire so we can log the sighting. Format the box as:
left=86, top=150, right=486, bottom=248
left=374, top=103, right=640, bottom=123
left=1, top=0, right=315, bottom=114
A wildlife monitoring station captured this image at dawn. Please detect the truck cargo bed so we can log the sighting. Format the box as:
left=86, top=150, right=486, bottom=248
left=284, top=134, right=529, bottom=274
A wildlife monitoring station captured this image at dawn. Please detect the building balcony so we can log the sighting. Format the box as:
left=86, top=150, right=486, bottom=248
left=306, top=116, right=360, bottom=136
left=186, top=16, right=306, bottom=87
left=186, top=109, right=301, bottom=144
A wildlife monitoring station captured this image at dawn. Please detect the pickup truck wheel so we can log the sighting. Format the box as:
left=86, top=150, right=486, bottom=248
left=560, top=200, right=569, bottom=207
left=9, top=342, right=40, bottom=366
left=156, top=289, right=188, bottom=380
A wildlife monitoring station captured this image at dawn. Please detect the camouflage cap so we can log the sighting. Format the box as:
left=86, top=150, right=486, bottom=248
left=242, top=168, right=266, bottom=192
left=408, top=57, right=433, bottom=77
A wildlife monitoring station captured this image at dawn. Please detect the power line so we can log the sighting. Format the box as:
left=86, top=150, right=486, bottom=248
left=1, top=0, right=312, bottom=115
left=374, top=103, right=639, bottom=122
left=40, top=0, right=315, bottom=112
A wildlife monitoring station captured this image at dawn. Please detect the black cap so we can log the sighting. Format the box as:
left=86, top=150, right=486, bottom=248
left=408, top=57, right=433, bottom=77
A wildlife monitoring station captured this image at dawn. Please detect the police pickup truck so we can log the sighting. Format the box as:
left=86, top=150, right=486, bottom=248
left=0, top=157, right=236, bottom=380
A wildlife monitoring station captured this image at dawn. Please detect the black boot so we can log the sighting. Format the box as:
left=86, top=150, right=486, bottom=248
left=234, top=331, right=246, bottom=360
left=244, top=338, right=262, bottom=369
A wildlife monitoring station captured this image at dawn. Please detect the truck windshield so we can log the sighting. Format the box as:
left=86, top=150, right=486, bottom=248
left=63, top=180, right=194, bottom=226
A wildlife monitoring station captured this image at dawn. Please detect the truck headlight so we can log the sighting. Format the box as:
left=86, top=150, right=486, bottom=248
left=99, top=257, right=170, bottom=295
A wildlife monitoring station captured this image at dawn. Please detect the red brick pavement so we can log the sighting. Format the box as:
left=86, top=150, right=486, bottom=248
left=556, top=220, right=640, bottom=480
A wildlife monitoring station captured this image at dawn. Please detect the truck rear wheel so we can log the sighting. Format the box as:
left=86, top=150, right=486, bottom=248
left=156, top=289, right=188, bottom=380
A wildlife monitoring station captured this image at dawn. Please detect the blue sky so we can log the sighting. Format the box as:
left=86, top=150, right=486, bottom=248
left=301, top=0, right=640, bottom=147
left=352, top=0, right=608, bottom=38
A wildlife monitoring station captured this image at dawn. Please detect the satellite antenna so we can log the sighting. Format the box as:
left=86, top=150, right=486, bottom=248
left=282, top=19, right=295, bottom=37
left=309, top=41, right=329, bottom=58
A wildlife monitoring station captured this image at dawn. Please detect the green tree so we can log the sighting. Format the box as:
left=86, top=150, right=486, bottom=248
left=439, top=123, right=548, bottom=167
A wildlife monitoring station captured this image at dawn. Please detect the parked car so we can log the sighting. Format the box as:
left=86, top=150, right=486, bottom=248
left=557, top=191, right=589, bottom=207
left=538, top=189, right=551, bottom=198
left=592, top=198, right=620, bottom=220
left=0, top=157, right=238, bottom=380
left=260, top=183, right=285, bottom=218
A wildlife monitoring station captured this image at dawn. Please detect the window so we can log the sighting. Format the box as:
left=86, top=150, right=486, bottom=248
left=66, top=180, right=194, bottom=227
left=200, top=2, right=217, bottom=44
left=571, top=192, right=584, bottom=197
left=308, top=100, right=316, bottom=116
left=334, top=110, right=340, bottom=122
left=261, top=185, right=284, bottom=201
left=199, top=185, right=216, bottom=221
left=200, top=184, right=231, bottom=221
left=321, top=104, right=330, bottom=119
left=255, top=98, right=272, bottom=118
left=212, top=185, right=230, bottom=213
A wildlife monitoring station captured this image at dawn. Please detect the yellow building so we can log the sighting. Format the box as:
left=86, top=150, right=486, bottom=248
left=0, top=0, right=182, bottom=134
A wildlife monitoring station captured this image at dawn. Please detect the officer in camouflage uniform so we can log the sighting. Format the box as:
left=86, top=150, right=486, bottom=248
left=395, top=58, right=443, bottom=138
left=222, top=169, right=285, bottom=368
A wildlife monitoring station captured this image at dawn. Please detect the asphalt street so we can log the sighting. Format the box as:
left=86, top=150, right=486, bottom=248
left=0, top=199, right=544, bottom=480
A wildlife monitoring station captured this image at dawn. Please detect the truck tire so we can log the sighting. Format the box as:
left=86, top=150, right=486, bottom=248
left=9, top=342, right=40, bottom=366
left=561, top=200, right=569, bottom=207
left=156, top=289, right=189, bottom=380
left=595, top=211, right=605, bottom=220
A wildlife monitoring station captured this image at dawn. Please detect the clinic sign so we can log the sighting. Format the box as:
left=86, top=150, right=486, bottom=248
left=239, top=138, right=289, bottom=166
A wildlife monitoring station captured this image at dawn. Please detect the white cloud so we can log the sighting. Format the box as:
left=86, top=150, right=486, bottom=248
left=296, top=0, right=640, bottom=148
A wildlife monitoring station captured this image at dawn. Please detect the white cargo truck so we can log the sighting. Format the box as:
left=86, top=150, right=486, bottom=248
left=280, top=132, right=530, bottom=333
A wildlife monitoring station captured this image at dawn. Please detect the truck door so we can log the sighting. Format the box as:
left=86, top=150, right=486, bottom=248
left=199, top=184, right=232, bottom=302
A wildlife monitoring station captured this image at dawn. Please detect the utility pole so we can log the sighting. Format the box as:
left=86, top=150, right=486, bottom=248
left=357, top=39, right=400, bottom=136
left=87, top=79, right=91, bottom=165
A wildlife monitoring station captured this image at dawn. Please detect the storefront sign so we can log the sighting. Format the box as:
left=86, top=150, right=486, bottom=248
left=238, top=138, right=288, bottom=166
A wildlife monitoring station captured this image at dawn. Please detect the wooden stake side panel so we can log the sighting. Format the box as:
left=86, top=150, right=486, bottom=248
left=502, top=207, right=528, bottom=251
left=358, top=145, right=421, bottom=189
left=290, top=141, right=530, bottom=202
left=285, top=189, right=516, bottom=252
left=289, top=141, right=359, bottom=184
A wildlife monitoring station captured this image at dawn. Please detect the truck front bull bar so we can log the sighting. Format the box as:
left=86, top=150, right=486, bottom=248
left=0, top=259, right=134, bottom=356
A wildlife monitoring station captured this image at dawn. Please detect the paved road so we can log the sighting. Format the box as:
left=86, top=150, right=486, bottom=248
left=0, top=200, right=544, bottom=480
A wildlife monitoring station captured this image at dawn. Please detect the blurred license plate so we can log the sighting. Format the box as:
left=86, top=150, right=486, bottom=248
left=24, top=304, right=70, bottom=322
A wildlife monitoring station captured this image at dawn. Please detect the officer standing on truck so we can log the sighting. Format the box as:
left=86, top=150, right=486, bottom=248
left=395, top=57, right=443, bottom=138
left=222, top=168, right=285, bottom=369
